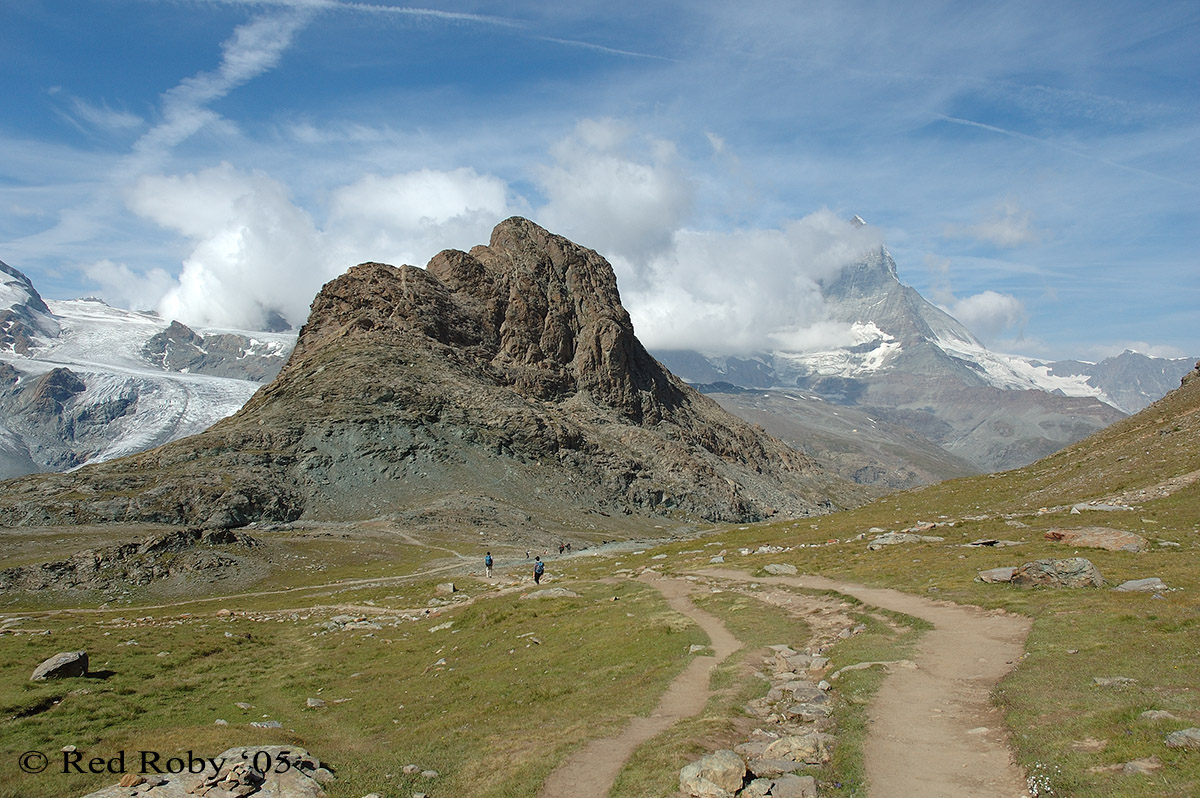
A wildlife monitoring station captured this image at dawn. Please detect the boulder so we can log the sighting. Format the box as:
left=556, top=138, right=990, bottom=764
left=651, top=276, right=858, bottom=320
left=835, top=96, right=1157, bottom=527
left=763, top=733, right=833, bottom=765
left=679, top=749, right=746, bottom=797
left=80, top=746, right=332, bottom=798
left=1043, top=527, right=1147, bottom=552
left=1011, top=558, right=1103, bottom=588
left=31, top=651, right=87, bottom=681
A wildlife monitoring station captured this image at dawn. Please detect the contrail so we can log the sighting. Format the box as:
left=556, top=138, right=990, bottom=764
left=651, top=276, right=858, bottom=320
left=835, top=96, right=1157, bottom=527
left=936, top=114, right=1198, bottom=192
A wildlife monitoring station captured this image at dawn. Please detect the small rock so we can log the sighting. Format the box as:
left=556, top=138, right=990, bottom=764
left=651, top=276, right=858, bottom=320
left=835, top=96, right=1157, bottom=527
left=867, top=532, right=944, bottom=550
left=1112, top=577, right=1168, bottom=592
left=403, top=764, right=421, bottom=774
left=1092, top=676, right=1136, bottom=688
left=214, top=719, right=229, bottom=726
left=520, top=588, right=580, bottom=599
left=1140, top=710, right=1180, bottom=722
left=769, top=773, right=818, bottom=798
left=31, top=651, right=88, bottom=681
left=709, top=555, right=725, bottom=564
left=976, top=567, right=1017, bottom=584
left=1122, top=757, right=1162, bottom=775
left=307, top=697, right=326, bottom=708
left=764, top=563, right=797, bottom=576
left=1071, top=738, right=1108, bottom=752
left=1165, top=728, right=1200, bottom=749
left=420, top=769, right=438, bottom=778
left=236, top=702, right=254, bottom=710
left=435, top=583, right=456, bottom=595
left=118, top=773, right=145, bottom=788
left=251, top=720, right=283, bottom=728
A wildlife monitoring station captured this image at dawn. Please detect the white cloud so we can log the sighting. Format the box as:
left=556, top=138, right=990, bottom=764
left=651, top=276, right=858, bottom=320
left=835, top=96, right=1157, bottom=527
left=326, top=168, right=515, bottom=268
left=82, top=260, right=176, bottom=312
left=944, top=200, right=1041, bottom=248
left=131, top=11, right=311, bottom=167
left=942, top=289, right=1026, bottom=342
left=115, top=163, right=518, bottom=330
left=536, top=119, right=694, bottom=263
left=623, top=210, right=885, bottom=354
left=127, top=164, right=328, bottom=329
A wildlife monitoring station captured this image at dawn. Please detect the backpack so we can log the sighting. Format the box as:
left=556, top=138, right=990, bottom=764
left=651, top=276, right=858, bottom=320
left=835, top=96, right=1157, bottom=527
left=534, top=561, right=544, bottom=575
left=485, top=555, right=493, bottom=567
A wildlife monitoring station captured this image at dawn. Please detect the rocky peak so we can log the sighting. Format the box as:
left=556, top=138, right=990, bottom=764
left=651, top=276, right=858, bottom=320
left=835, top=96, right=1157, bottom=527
left=299, top=217, right=682, bottom=420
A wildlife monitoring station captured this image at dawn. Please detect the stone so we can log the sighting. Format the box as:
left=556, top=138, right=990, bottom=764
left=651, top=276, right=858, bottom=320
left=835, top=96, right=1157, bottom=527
left=976, top=567, right=1017, bottom=584
left=1122, top=758, right=1162, bottom=775
left=1043, top=527, right=1147, bottom=552
left=745, top=759, right=802, bottom=778
left=118, top=773, right=145, bottom=787
left=764, top=563, right=798, bottom=575
left=435, top=582, right=456, bottom=595
left=1012, top=558, right=1104, bottom=588
left=1165, top=728, right=1200, bottom=749
left=79, top=746, right=331, bottom=798
left=763, top=733, right=833, bottom=765
left=679, top=749, right=746, bottom=797
left=741, top=778, right=773, bottom=798
left=710, top=555, right=725, bottom=564
left=1092, top=676, right=1136, bottom=688
left=520, top=588, right=580, bottom=600
left=867, top=532, right=945, bottom=550
left=307, top=697, right=326, bottom=708
left=1139, top=710, right=1180, bottom=722
left=30, top=651, right=87, bottom=681
left=1112, top=577, right=1168, bottom=592
left=769, top=773, right=819, bottom=798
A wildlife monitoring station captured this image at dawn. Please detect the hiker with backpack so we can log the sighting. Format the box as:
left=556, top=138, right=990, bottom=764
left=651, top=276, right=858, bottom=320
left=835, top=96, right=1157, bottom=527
left=533, top=557, right=545, bottom=584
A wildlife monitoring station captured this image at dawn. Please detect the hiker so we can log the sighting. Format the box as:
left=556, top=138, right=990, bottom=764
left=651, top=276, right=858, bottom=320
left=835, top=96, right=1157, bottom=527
left=485, top=551, right=493, bottom=578
left=533, top=556, right=545, bottom=584
left=559, top=542, right=565, bottom=556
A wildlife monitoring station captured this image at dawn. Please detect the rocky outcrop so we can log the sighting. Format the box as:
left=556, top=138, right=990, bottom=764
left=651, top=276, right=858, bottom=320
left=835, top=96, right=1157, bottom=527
left=1043, top=526, right=1146, bottom=552
left=0, top=528, right=260, bottom=593
left=0, top=219, right=856, bottom=529
left=142, top=320, right=287, bottom=381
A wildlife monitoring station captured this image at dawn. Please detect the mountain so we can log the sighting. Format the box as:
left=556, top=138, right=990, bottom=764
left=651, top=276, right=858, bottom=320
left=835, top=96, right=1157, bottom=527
left=0, top=218, right=860, bottom=530
left=0, top=261, right=294, bottom=480
left=655, top=244, right=1183, bottom=473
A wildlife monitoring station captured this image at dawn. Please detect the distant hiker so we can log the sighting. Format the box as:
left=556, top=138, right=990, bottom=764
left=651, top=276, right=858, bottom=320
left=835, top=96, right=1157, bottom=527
left=485, top=552, right=494, bottom=578
left=534, top=557, right=545, bottom=584
left=566, top=542, right=571, bottom=553
left=559, top=542, right=565, bottom=556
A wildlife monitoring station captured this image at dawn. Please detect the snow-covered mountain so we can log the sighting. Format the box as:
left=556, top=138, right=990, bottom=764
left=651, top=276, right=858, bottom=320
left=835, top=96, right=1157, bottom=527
left=0, top=260, right=295, bottom=479
left=656, top=245, right=1193, bottom=472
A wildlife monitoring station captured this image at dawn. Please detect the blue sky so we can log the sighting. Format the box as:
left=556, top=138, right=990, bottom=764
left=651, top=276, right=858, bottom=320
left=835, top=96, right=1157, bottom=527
left=2, top=0, right=1197, bottom=361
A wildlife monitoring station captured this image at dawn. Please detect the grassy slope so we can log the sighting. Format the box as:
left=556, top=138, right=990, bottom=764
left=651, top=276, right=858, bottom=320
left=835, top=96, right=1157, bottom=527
left=2, top=372, right=1197, bottom=797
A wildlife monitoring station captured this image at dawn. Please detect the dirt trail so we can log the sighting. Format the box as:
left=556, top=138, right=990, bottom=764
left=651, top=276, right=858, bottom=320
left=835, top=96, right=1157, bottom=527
left=538, top=573, right=743, bottom=798
left=706, top=569, right=1032, bottom=798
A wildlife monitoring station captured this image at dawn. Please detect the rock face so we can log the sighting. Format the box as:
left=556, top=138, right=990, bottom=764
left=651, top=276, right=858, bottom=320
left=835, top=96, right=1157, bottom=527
left=0, top=219, right=853, bottom=529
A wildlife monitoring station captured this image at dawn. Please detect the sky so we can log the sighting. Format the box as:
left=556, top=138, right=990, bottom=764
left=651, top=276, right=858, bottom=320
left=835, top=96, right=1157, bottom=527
left=1, top=0, right=1198, bottom=362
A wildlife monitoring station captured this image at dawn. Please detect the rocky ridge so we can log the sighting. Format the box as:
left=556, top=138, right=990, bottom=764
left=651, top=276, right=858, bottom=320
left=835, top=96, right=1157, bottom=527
left=0, top=218, right=857, bottom=530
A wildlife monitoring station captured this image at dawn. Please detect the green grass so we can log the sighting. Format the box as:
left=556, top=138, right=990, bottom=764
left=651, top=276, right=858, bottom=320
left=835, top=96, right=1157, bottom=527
left=0, top=578, right=704, bottom=798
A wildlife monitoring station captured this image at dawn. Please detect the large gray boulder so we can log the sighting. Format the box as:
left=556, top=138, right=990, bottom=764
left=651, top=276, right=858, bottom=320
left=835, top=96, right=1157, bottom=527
left=30, top=651, right=87, bottom=681
left=1012, top=558, right=1103, bottom=588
